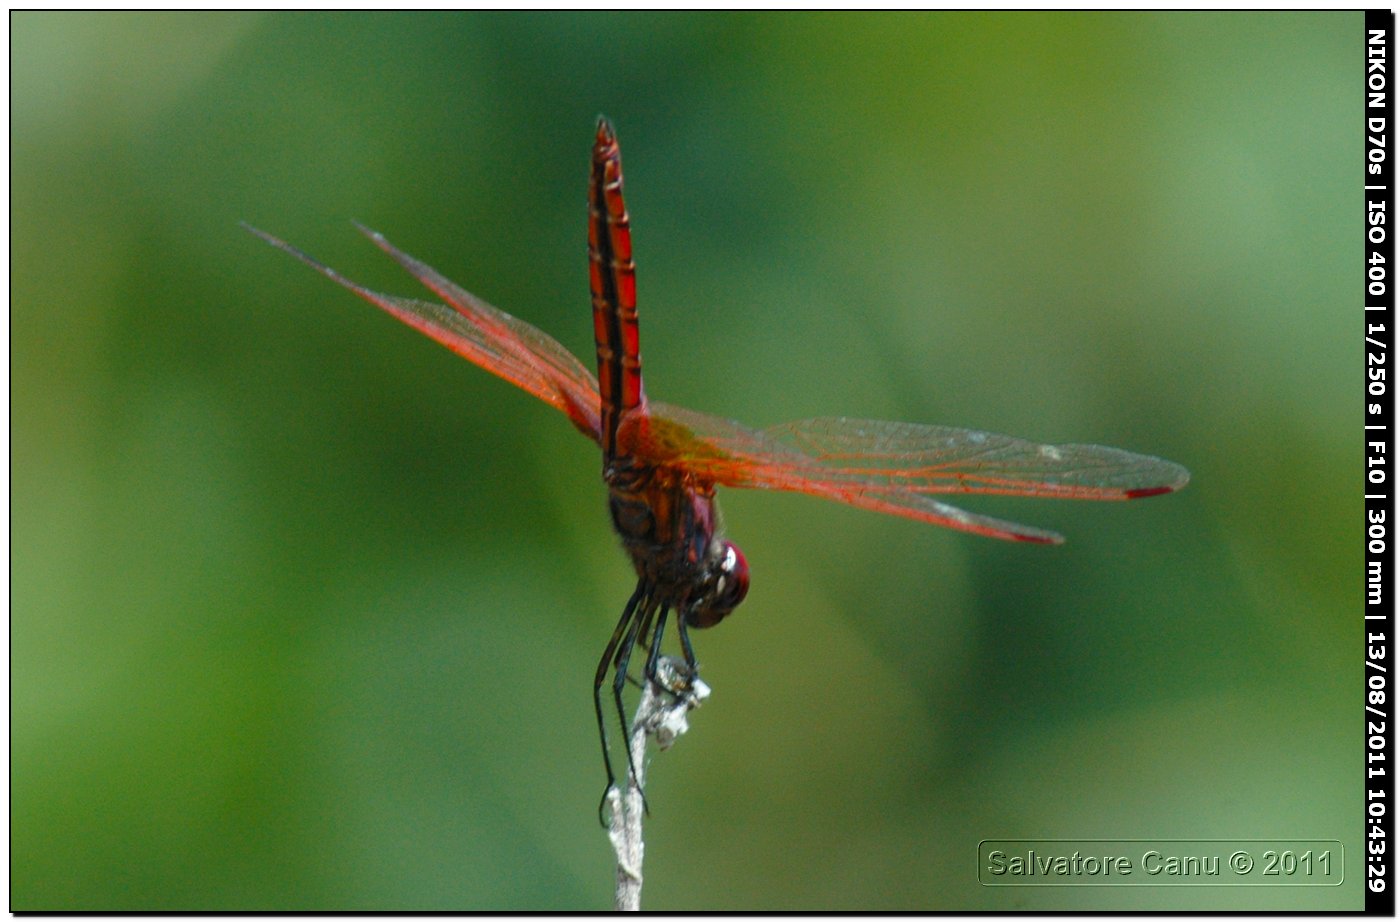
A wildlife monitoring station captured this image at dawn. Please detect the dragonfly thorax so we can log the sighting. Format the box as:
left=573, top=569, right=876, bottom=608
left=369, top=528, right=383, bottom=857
left=605, top=464, right=748, bottom=627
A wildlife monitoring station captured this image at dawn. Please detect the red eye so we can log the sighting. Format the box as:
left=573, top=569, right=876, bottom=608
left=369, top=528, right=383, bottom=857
left=687, top=541, right=749, bottom=629
left=718, top=541, right=749, bottom=610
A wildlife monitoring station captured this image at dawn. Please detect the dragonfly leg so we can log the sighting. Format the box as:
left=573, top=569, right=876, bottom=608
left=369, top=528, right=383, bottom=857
left=612, top=595, right=656, bottom=816
left=595, top=582, right=645, bottom=825
left=632, top=599, right=659, bottom=664
left=624, top=598, right=666, bottom=693
left=675, top=612, right=700, bottom=690
left=642, top=603, right=672, bottom=692
left=615, top=600, right=660, bottom=693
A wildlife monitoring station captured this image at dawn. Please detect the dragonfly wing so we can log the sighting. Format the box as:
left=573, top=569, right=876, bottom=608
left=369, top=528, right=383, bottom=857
left=247, top=224, right=602, bottom=442
left=761, top=417, right=1191, bottom=500
left=646, top=406, right=1189, bottom=544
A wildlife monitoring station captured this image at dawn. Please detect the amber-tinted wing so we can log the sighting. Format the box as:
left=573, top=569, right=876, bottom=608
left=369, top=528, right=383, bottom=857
left=642, top=403, right=1190, bottom=544
left=246, top=224, right=603, bottom=442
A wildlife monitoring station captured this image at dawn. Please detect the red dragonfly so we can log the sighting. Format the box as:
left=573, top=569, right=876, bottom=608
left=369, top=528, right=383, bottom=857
left=248, top=118, right=1188, bottom=806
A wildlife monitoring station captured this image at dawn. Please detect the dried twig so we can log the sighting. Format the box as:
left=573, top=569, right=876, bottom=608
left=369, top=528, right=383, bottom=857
left=606, top=657, right=710, bottom=912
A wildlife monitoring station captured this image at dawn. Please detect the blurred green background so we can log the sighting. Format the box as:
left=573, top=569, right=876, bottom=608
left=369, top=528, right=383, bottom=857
left=12, top=11, right=1360, bottom=910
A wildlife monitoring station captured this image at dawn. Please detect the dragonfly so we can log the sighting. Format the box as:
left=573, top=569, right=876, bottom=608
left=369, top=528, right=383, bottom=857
left=248, top=117, right=1188, bottom=810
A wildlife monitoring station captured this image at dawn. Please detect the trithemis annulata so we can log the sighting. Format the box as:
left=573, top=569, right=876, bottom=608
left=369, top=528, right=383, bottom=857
left=248, top=117, right=1189, bottom=809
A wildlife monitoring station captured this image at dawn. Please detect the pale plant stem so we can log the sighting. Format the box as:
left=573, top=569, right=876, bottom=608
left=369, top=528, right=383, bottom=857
left=606, top=657, right=710, bottom=912
left=606, top=683, right=657, bottom=911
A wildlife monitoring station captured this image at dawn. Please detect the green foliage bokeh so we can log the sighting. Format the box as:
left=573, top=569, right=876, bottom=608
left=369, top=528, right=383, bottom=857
left=13, top=11, right=1360, bottom=910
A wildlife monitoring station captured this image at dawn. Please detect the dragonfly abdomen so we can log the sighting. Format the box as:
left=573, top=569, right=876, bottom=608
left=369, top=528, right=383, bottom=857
left=589, top=118, right=642, bottom=463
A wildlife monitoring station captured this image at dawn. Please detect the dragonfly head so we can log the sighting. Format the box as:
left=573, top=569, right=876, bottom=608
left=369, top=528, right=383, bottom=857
left=686, top=540, right=749, bottom=629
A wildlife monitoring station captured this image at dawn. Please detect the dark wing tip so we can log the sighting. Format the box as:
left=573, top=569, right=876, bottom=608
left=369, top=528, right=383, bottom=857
left=1124, top=463, right=1190, bottom=499
left=595, top=115, right=615, bottom=144
left=1126, top=484, right=1175, bottom=499
left=1016, top=531, right=1066, bottom=546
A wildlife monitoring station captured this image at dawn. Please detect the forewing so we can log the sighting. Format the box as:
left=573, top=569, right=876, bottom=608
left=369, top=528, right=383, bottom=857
left=646, top=406, right=1190, bottom=544
left=247, top=224, right=602, bottom=441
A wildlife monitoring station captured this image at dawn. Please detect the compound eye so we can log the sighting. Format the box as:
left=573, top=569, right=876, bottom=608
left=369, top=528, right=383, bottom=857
left=687, top=541, right=749, bottom=629
left=717, top=541, right=749, bottom=609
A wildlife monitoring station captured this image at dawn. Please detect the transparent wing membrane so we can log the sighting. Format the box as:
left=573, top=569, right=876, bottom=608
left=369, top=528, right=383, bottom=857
left=245, top=224, right=602, bottom=441
left=643, top=405, right=1189, bottom=544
